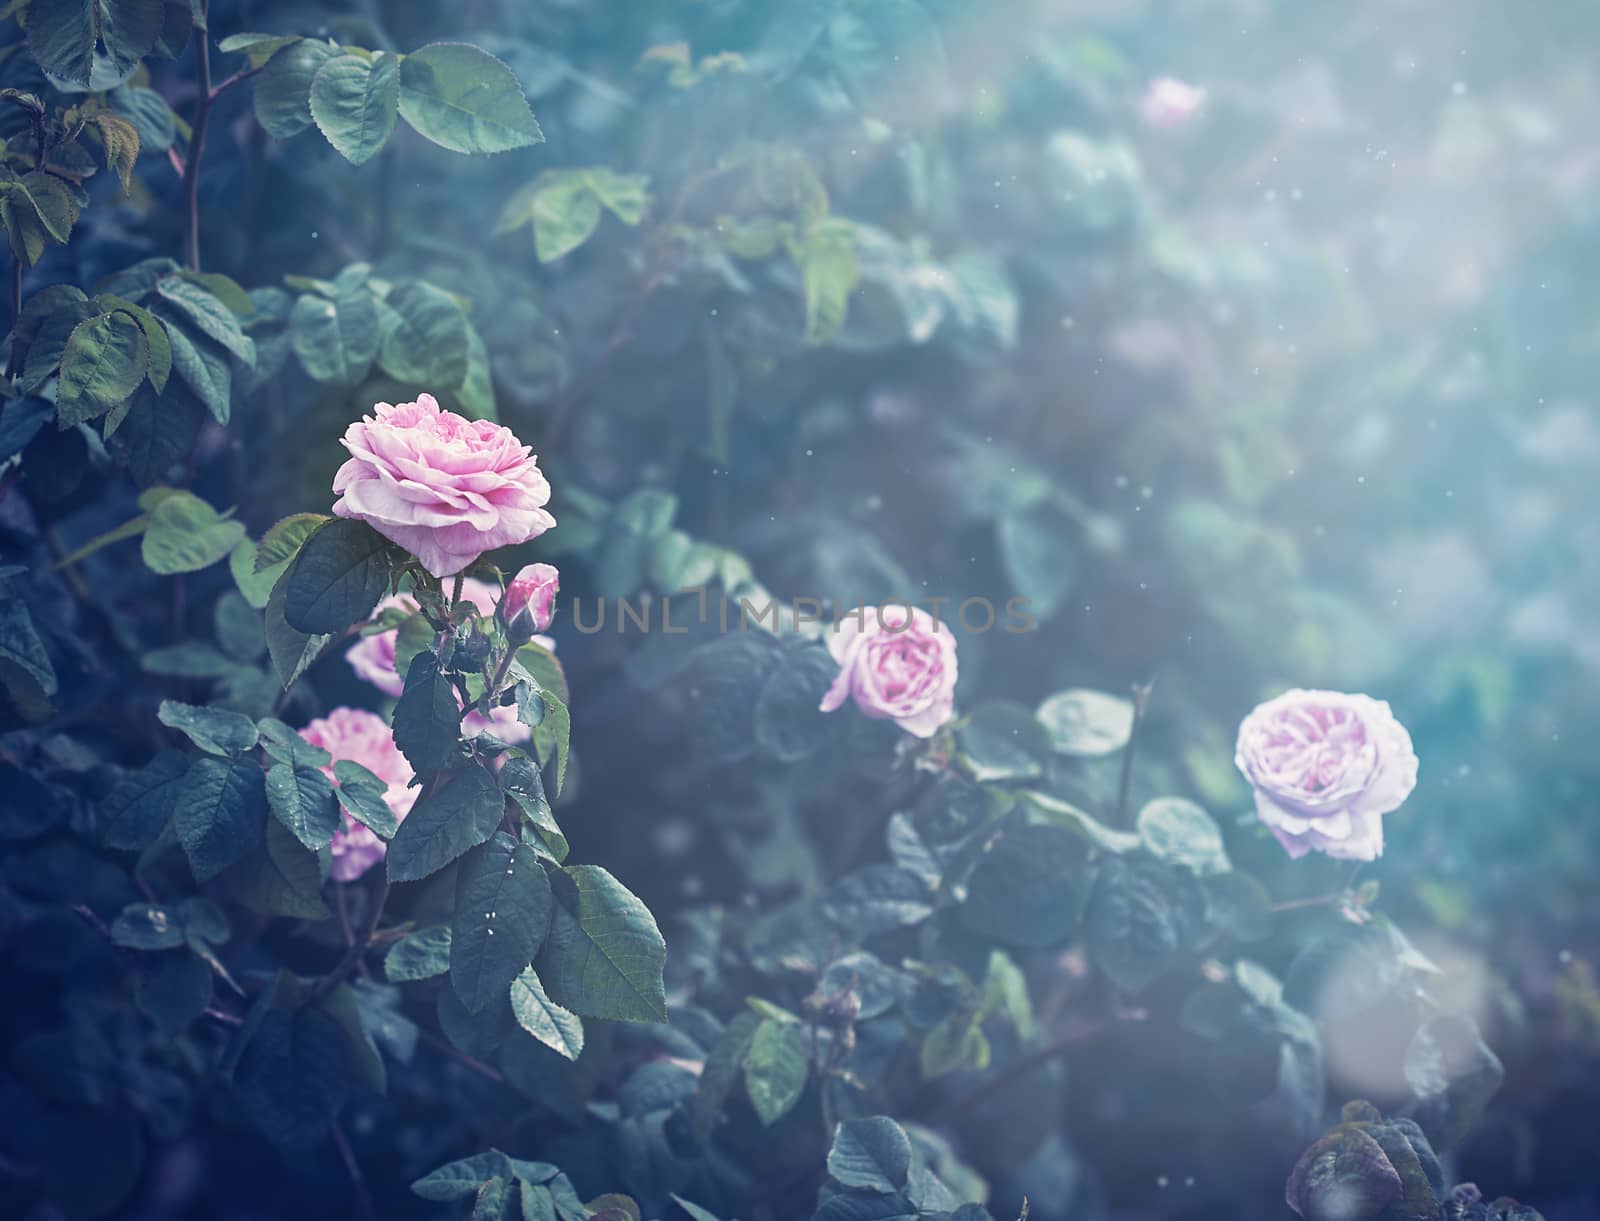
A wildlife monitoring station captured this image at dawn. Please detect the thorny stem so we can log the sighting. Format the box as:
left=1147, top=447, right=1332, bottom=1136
left=1114, top=679, right=1155, bottom=826
left=417, top=1027, right=507, bottom=1085
left=1270, top=862, right=1367, bottom=913
left=309, top=873, right=391, bottom=1004
left=180, top=4, right=213, bottom=272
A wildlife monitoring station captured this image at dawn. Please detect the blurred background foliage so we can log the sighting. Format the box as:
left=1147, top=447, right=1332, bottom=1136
left=3, top=0, right=1599, bottom=1218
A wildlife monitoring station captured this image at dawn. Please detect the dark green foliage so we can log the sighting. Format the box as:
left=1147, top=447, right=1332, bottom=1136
left=0, top=3, right=1572, bottom=1220
left=450, top=832, right=553, bottom=1013
left=281, top=517, right=395, bottom=635
left=391, top=649, right=462, bottom=774
left=1084, top=855, right=1206, bottom=992
left=536, top=864, right=667, bottom=1022
left=385, top=763, right=504, bottom=882
left=174, top=755, right=268, bottom=883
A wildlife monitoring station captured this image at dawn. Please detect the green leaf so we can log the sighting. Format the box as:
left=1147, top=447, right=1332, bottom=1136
left=56, top=312, right=149, bottom=427
left=18, top=171, right=78, bottom=245
left=797, top=217, right=858, bottom=344
left=141, top=491, right=246, bottom=574
left=386, top=925, right=451, bottom=982
left=253, top=38, right=339, bottom=138
left=528, top=175, right=601, bottom=263
left=226, top=817, right=331, bottom=920
left=189, top=273, right=256, bottom=316
left=109, top=384, right=205, bottom=485
left=155, top=277, right=255, bottom=365
left=396, top=42, right=543, bottom=155
left=1083, top=856, right=1205, bottom=993
left=1202, top=871, right=1273, bottom=943
left=956, top=700, right=1050, bottom=783
left=95, top=297, right=171, bottom=395
left=1036, top=688, right=1134, bottom=756
left=156, top=312, right=233, bottom=423
left=232, top=1006, right=347, bottom=1146
left=386, top=764, right=504, bottom=883
left=333, top=759, right=399, bottom=839
left=981, top=949, right=1035, bottom=1040
left=136, top=949, right=212, bottom=1036
left=377, top=280, right=469, bottom=388
left=1405, top=1015, right=1504, bottom=1152
left=256, top=513, right=330, bottom=572
left=473, top=1177, right=513, bottom=1220
left=413, top=1152, right=516, bottom=1202
left=214, top=589, right=265, bottom=662
left=0, top=594, right=59, bottom=704
left=823, top=864, right=934, bottom=937
left=290, top=286, right=380, bottom=384
left=509, top=966, right=584, bottom=1061
left=108, top=83, right=176, bottom=150
left=282, top=518, right=394, bottom=635
left=501, top=756, right=565, bottom=862
left=309, top=52, right=399, bottom=165
left=258, top=717, right=329, bottom=766
left=2, top=194, right=47, bottom=266
left=1136, top=798, right=1230, bottom=876
left=693, top=1009, right=761, bottom=1139
left=532, top=691, right=570, bottom=797
left=101, top=750, right=188, bottom=850
left=315, top=982, right=389, bottom=1095
left=265, top=568, right=334, bottom=691
left=218, top=32, right=303, bottom=68
left=265, top=757, right=341, bottom=851
left=392, top=651, right=463, bottom=776
left=1017, top=790, right=1141, bottom=854
left=961, top=822, right=1092, bottom=949
left=26, top=0, right=166, bottom=87
left=450, top=832, right=553, bottom=1013
left=158, top=698, right=259, bottom=756
left=174, top=755, right=268, bottom=883
left=744, top=1015, right=809, bottom=1125
left=536, top=864, right=667, bottom=1023
left=920, top=1013, right=990, bottom=1080
left=827, top=1117, right=912, bottom=1192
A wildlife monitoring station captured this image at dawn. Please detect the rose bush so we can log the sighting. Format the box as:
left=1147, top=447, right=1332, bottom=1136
left=0, top=3, right=1583, bottom=1221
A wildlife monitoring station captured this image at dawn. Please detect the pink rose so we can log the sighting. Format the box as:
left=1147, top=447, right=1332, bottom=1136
left=501, top=562, right=560, bottom=635
left=1140, top=76, right=1206, bottom=128
left=331, top=394, right=556, bottom=579
left=1234, top=690, right=1419, bottom=862
left=299, top=707, right=418, bottom=881
left=819, top=606, right=958, bottom=739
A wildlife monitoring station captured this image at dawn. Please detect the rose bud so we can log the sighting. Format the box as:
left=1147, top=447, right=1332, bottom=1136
left=499, top=562, right=560, bottom=644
